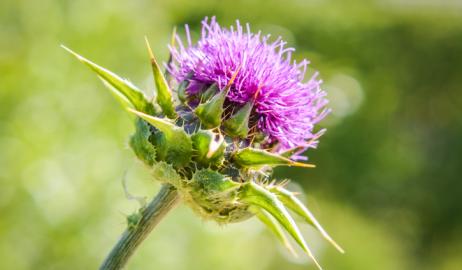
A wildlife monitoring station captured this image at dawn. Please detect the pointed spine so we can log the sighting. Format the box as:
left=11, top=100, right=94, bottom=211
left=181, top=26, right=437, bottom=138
left=270, top=186, right=344, bottom=253
left=240, top=182, right=322, bottom=269
left=281, top=146, right=305, bottom=158
left=255, top=208, right=298, bottom=257
left=145, top=37, right=177, bottom=119
left=62, top=45, right=156, bottom=115
left=233, top=148, right=316, bottom=169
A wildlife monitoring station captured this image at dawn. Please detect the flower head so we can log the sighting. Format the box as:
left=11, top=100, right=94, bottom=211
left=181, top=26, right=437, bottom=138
left=169, top=17, right=330, bottom=152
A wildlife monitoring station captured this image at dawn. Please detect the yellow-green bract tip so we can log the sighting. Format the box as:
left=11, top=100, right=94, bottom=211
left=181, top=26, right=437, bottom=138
left=144, top=37, right=177, bottom=119
left=61, top=44, right=156, bottom=115
left=234, top=148, right=316, bottom=169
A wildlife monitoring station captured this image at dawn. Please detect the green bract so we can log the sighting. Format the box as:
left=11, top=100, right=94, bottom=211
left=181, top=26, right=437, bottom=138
left=63, top=43, right=343, bottom=269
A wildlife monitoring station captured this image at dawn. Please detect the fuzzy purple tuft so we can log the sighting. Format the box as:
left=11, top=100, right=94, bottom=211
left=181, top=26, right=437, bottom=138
left=168, top=17, right=330, bottom=154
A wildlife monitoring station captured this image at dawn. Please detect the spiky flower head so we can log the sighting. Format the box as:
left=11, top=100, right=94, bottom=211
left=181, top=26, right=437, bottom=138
left=169, top=17, right=330, bottom=153
left=63, top=17, right=341, bottom=269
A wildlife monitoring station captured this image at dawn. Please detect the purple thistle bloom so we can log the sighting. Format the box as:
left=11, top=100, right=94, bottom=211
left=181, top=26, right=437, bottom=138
left=169, top=17, right=330, bottom=154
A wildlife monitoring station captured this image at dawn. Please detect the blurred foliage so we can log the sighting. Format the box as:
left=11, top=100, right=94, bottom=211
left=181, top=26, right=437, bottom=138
left=1, top=0, right=461, bottom=269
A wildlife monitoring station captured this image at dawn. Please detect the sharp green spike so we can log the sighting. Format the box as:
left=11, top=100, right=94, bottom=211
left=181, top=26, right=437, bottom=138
left=129, top=118, right=157, bottom=166
left=270, top=186, right=345, bottom=254
left=195, top=69, right=240, bottom=129
left=240, top=182, right=322, bottom=270
left=191, top=130, right=226, bottom=167
left=223, top=102, right=252, bottom=138
left=99, top=80, right=133, bottom=109
left=281, top=146, right=305, bottom=158
left=62, top=45, right=156, bottom=115
left=254, top=207, right=298, bottom=257
left=128, top=109, right=192, bottom=168
left=233, top=148, right=316, bottom=169
left=145, top=37, right=177, bottom=119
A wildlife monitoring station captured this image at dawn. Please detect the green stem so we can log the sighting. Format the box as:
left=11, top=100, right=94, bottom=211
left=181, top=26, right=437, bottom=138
left=99, top=184, right=180, bottom=270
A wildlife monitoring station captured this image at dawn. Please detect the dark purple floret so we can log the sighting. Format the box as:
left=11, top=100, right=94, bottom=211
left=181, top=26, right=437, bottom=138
left=168, top=17, right=330, bottom=153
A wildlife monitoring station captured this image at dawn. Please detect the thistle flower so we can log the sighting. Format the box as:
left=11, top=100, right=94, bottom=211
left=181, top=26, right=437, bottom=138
left=63, top=17, right=342, bottom=270
left=169, top=17, right=330, bottom=153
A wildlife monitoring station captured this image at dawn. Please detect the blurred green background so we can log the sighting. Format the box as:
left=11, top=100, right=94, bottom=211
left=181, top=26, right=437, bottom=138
left=1, top=0, right=461, bottom=269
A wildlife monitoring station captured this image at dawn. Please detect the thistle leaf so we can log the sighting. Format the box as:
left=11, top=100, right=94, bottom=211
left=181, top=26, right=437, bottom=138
left=145, top=37, right=177, bottom=119
left=254, top=207, right=298, bottom=257
left=270, top=186, right=345, bottom=253
left=191, top=130, right=226, bottom=167
left=129, top=109, right=192, bottom=168
left=222, top=102, right=252, bottom=138
left=61, top=45, right=156, bottom=115
left=241, top=182, right=322, bottom=269
left=233, top=148, right=315, bottom=169
left=129, top=118, right=157, bottom=166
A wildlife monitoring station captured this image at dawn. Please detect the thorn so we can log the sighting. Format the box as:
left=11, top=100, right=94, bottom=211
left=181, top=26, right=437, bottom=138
left=268, top=179, right=277, bottom=187
left=60, top=45, right=80, bottom=59
left=253, top=83, right=263, bottom=101
left=279, top=179, right=290, bottom=187
left=144, top=36, right=155, bottom=63
left=248, top=135, right=255, bottom=145
left=274, top=186, right=345, bottom=254
left=224, top=65, right=242, bottom=90
left=243, top=182, right=323, bottom=269
left=255, top=208, right=298, bottom=257
left=144, top=37, right=177, bottom=119
left=291, top=162, right=316, bottom=168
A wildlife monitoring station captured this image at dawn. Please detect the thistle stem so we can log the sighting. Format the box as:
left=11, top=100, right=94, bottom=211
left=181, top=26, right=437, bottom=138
left=100, top=184, right=180, bottom=270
